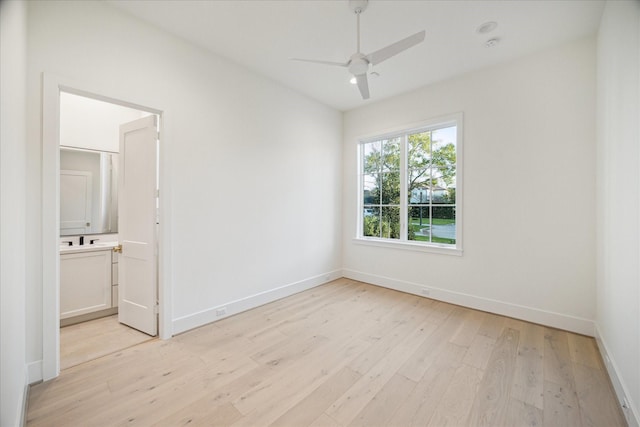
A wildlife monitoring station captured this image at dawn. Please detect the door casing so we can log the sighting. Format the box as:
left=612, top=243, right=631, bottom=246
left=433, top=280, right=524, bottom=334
left=41, top=73, right=172, bottom=381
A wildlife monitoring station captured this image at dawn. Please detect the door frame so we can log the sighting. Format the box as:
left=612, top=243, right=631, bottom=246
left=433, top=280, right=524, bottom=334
left=42, top=73, right=172, bottom=381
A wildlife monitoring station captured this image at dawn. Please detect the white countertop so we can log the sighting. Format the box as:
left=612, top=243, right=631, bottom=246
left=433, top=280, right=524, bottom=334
left=60, top=241, right=118, bottom=254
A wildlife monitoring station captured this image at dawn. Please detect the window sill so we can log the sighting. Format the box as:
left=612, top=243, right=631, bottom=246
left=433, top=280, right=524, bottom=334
left=352, top=237, right=463, bottom=256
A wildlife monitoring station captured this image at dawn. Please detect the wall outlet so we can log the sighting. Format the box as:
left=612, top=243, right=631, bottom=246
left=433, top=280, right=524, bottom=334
left=421, top=288, right=431, bottom=296
left=622, top=397, right=630, bottom=409
left=216, top=307, right=227, bottom=317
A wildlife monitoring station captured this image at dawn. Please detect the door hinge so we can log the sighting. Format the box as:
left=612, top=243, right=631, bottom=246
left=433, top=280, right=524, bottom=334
left=156, top=189, right=160, bottom=198
left=153, top=303, right=159, bottom=314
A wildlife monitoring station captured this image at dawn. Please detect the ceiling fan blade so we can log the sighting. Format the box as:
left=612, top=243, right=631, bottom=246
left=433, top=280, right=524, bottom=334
left=355, top=73, right=370, bottom=100
left=365, top=30, right=425, bottom=66
left=290, top=58, right=349, bottom=67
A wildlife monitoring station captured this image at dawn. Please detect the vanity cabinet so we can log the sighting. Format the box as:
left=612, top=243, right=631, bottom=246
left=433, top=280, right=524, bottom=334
left=60, top=249, right=112, bottom=319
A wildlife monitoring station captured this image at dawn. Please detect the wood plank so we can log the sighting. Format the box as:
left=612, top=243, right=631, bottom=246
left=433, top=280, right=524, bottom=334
left=152, top=402, right=242, bottom=427
left=397, top=306, right=469, bottom=382
left=26, top=382, right=111, bottom=426
left=229, top=335, right=371, bottom=425
left=511, top=321, right=544, bottom=409
left=476, top=312, right=506, bottom=339
left=427, top=300, right=457, bottom=324
left=309, top=413, right=342, bottom=427
left=449, top=309, right=486, bottom=347
left=388, top=342, right=467, bottom=426
left=466, top=327, right=520, bottom=426
left=80, top=355, right=256, bottom=426
left=348, top=316, right=437, bottom=376
left=348, top=374, right=416, bottom=427
left=567, top=333, right=602, bottom=370
left=462, top=334, right=495, bottom=369
left=426, top=364, right=483, bottom=427
left=505, top=398, right=544, bottom=427
left=544, top=328, right=576, bottom=388
left=543, top=380, right=582, bottom=427
left=572, top=362, right=626, bottom=427
left=269, top=367, right=361, bottom=426
left=326, top=316, right=435, bottom=426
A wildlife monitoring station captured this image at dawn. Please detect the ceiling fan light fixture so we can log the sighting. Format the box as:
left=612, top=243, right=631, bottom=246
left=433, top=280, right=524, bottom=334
left=485, top=38, right=500, bottom=48
left=350, top=76, right=357, bottom=84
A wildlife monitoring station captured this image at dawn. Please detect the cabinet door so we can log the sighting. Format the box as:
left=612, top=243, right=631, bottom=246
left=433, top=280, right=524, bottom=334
left=60, top=250, right=112, bottom=319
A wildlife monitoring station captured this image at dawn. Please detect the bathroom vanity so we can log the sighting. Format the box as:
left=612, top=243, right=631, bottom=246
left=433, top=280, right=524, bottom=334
left=60, top=241, right=119, bottom=326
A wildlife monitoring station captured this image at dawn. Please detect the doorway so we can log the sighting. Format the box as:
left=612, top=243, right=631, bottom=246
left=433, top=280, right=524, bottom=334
left=57, top=92, right=157, bottom=369
left=41, top=73, right=171, bottom=381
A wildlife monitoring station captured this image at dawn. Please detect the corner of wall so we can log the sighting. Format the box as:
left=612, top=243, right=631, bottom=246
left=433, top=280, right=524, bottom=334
left=594, top=325, right=640, bottom=427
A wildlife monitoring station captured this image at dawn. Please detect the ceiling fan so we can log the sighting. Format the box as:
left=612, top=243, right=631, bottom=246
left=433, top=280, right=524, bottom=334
left=291, top=0, right=425, bottom=100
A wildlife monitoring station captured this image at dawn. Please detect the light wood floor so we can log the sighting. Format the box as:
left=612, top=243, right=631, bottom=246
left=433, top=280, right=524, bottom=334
left=60, top=314, right=153, bottom=370
left=28, top=279, right=626, bottom=426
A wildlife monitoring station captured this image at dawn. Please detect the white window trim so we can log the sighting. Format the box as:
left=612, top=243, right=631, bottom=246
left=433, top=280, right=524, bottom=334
left=355, top=112, right=463, bottom=256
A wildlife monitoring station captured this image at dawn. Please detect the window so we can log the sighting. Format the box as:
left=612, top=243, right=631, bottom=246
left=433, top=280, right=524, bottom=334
left=358, top=114, right=462, bottom=254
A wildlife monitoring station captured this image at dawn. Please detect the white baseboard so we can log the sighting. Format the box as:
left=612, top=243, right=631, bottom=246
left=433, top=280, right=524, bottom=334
left=594, top=325, right=640, bottom=427
left=27, top=360, right=43, bottom=384
left=21, top=382, right=28, bottom=427
left=343, top=269, right=595, bottom=336
left=172, top=270, right=343, bottom=335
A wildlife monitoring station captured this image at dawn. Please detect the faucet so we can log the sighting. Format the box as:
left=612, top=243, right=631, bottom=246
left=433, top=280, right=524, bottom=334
left=79, top=236, right=84, bottom=246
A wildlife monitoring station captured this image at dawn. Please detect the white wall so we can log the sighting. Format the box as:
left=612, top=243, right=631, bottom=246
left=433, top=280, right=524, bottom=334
left=596, top=1, right=640, bottom=425
left=343, top=37, right=597, bottom=335
left=26, top=0, right=342, bottom=377
left=0, top=0, right=28, bottom=425
left=60, top=92, right=147, bottom=153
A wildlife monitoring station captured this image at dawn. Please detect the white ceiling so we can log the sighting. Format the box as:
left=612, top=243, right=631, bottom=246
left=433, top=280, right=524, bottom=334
left=107, top=0, right=605, bottom=111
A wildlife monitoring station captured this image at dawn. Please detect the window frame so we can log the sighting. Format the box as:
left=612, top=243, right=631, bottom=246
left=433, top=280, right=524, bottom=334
left=355, top=113, right=463, bottom=256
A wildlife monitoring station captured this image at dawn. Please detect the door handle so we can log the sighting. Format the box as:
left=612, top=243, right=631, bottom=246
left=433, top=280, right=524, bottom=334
left=113, top=244, right=122, bottom=253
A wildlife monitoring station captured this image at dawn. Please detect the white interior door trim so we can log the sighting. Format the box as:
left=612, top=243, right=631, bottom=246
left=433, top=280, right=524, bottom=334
left=42, top=72, right=172, bottom=381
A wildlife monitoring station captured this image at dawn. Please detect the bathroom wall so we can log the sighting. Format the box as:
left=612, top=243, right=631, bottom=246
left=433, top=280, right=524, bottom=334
left=60, top=92, right=148, bottom=153
left=26, top=0, right=343, bottom=379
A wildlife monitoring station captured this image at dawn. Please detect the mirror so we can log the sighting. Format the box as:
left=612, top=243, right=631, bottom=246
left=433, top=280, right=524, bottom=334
left=60, top=147, right=118, bottom=236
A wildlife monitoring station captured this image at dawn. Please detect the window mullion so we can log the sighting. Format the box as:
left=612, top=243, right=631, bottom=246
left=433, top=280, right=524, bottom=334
left=378, top=141, right=382, bottom=238
left=400, top=134, right=408, bottom=241
left=429, top=131, right=433, bottom=242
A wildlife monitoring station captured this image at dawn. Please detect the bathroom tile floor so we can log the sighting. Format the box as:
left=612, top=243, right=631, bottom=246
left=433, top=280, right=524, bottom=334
left=60, top=315, right=153, bottom=370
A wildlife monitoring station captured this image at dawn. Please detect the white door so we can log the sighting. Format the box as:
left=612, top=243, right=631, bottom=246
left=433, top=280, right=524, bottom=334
left=118, top=115, right=158, bottom=336
left=60, top=170, right=92, bottom=234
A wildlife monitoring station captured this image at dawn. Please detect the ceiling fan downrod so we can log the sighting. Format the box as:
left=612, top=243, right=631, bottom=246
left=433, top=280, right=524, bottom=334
left=350, top=0, right=368, bottom=53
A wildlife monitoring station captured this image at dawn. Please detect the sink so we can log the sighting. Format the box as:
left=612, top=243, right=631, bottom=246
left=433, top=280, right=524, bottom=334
left=60, top=241, right=117, bottom=254
left=88, top=241, right=117, bottom=248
